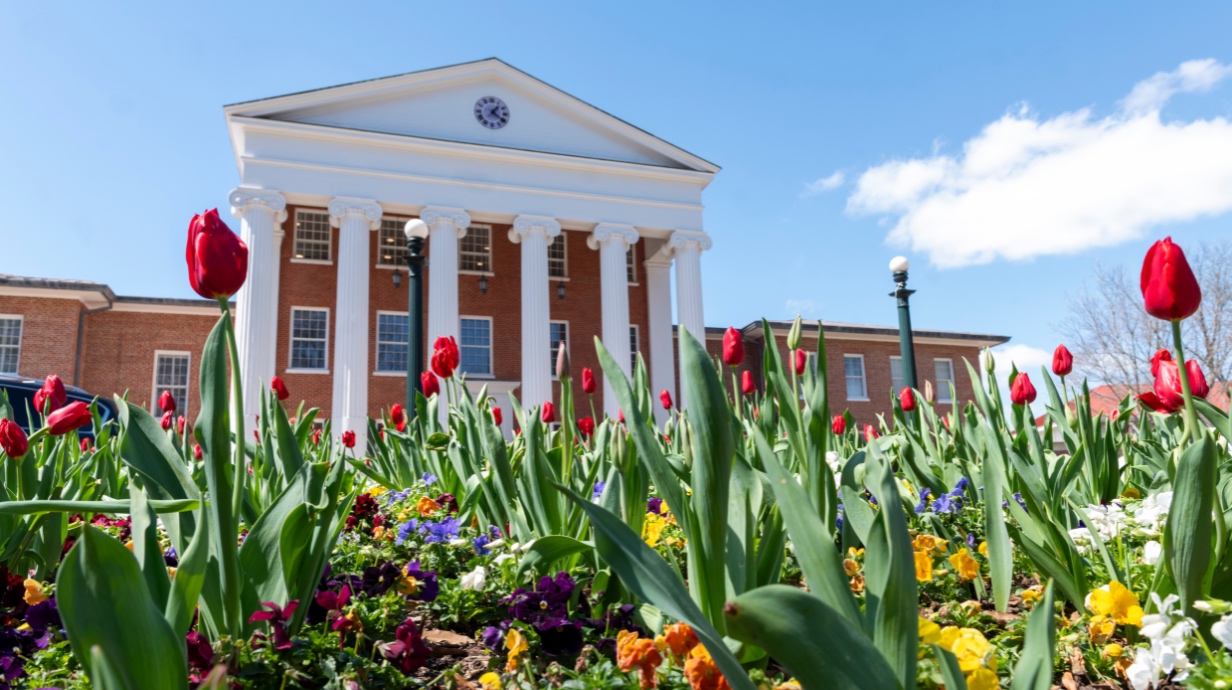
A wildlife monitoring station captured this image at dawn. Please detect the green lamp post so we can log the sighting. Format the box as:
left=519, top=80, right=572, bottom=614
left=889, top=255, right=918, bottom=391
left=403, top=219, right=429, bottom=416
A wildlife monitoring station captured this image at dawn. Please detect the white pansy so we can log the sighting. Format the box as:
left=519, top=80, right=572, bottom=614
left=493, top=553, right=515, bottom=565
left=1068, top=527, right=1093, bottom=554
left=486, top=539, right=505, bottom=550
left=448, top=538, right=468, bottom=547
left=1127, top=592, right=1197, bottom=688
left=1127, top=646, right=1161, bottom=690
left=460, top=566, right=486, bottom=591
left=1134, top=491, right=1173, bottom=534
left=1083, top=502, right=1128, bottom=540
left=1142, top=540, right=1162, bottom=566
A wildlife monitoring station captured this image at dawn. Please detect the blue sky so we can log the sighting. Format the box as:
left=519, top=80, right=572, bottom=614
left=3, top=1, right=1232, bottom=386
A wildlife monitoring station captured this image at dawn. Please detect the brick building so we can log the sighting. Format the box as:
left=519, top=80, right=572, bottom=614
left=0, top=59, right=1009, bottom=445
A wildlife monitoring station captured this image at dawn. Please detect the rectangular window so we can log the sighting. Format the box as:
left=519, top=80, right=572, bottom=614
left=844, top=355, right=867, bottom=401
left=627, top=242, right=638, bottom=283
left=376, top=312, right=409, bottom=373
left=460, top=317, right=493, bottom=376
left=550, top=321, right=569, bottom=376
left=153, top=352, right=190, bottom=414
left=890, top=356, right=904, bottom=393
left=293, top=210, right=331, bottom=262
left=934, top=359, right=955, bottom=404
left=629, top=325, right=640, bottom=372
left=290, top=308, right=329, bottom=371
left=0, top=316, right=21, bottom=374
left=377, top=217, right=409, bottom=268
left=548, top=232, right=567, bottom=279
left=460, top=225, right=492, bottom=273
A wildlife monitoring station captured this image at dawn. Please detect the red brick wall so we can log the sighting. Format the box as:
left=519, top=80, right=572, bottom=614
left=0, top=296, right=82, bottom=383
left=276, top=205, right=339, bottom=418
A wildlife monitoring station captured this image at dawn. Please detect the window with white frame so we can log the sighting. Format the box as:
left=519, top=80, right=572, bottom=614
left=290, top=308, right=329, bottom=371
left=844, top=355, right=867, bottom=400
left=460, top=317, right=492, bottom=376
left=629, top=325, right=640, bottom=372
left=0, top=316, right=21, bottom=374
left=934, top=359, right=955, bottom=403
left=626, top=242, right=638, bottom=283
left=549, top=321, right=568, bottom=375
left=153, top=352, right=190, bottom=414
left=548, top=232, right=567, bottom=279
left=375, top=312, right=408, bottom=373
left=460, top=225, right=492, bottom=273
left=890, top=356, right=904, bottom=393
left=377, top=217, right=409, bottom=268
left=292, top=210, right=331, bottom=262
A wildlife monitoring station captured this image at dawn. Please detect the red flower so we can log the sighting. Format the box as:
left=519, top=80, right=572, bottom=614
left=722, top=327, right=744, bottom=367
left=158, top=390, right=177, bottom=414
left=311, top=429, right=322, bottom=446
left=1150, top=348, right=1172, bottom=377
left=541, top=402, right=556, bottom=424
left=899, top=387, right=916, bottom=412
left=178, top=416, right=186, bottom=434
left=581, top=368, right=596, bottom=395
left=660, top=390, right=673, bottom=411
left=430, top=336, right=460, bottom=378
left=618, top=409, right=626, bottom=424
left=33, top=375, right=67, bottom=414
left=341, top=430, right=356, bottom=449
left=1052, top=345, right=1073, bottom=377
left=248, top=600, right=298, bottom=651
left=1010, top=373, right=1037, bottom=406
left=577, top=416, right=595, bottom=436
left=80, top=437, right=92, bottom=452
left=193, top=444, right=203, bottom=460
left=186, top=209, right=248, bottom=300
left=831, top=415, right=845, bottom=435
left=741, top=370, right=756, bottom=396
left=0, top=419, right=28, bottom=458
left=271, top=376, right=290, bottom=401
left=1141, top=236, right=1202, bottom=321
left=46, top=401, right=92, bottom=435
left=185, top=631, right=214, bottom=672
left=420, top=371, right=440, bottom=397
left=794, top=349, right=806, bottom=376
left=430, top=349, right=455, bottom=379
left=492, top=407, right=502, bottom=426
left=390, top=404, right=406, bottom=432
left=161, top=411, right=174, bottom=431
left=381, top=616, right=431, bottom=674
left=1153, top=358, right=1209, bottom=411
left=864, top=424, right=879, bottom=442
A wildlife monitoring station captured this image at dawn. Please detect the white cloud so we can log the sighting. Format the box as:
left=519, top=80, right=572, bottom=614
left=992, top=344, right=1052, bottom=377
left=785, top=298, right=823, bottom=317
left=847, top=59, right=1232, bottom=268
left=802, top=170, right=845, bottom=196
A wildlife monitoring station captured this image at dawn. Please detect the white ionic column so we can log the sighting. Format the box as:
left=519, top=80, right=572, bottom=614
left=509, top=215, right=561, bottom=412
left=328, top=197, right=382, bottom=454
left=229, top=187, right=286, bottom=427
left=670, top=230, right=712, bottom=409
left=644, top=255, right=674, bottom=425
left=588, top=224, right=639, bottom=417
left=421, top=207, right=470, bottom=358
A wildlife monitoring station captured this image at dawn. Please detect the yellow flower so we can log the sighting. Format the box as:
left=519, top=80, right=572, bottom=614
left=373, top=526, right=386, bottom=540
left=977, top=541, right=988, bottom=558
left=948, top=549, right=980, bottom=580
left=847, top=547, right=865, bottom=558
left=1087, top=581, right=1144, bottom=627
left=912, top=534, right=941, bottom=552
left=918, top=617, right=941, bottom=646
left=1102, top=643, right=1124, bottom=659
left=643, top=513, right=668, bottom=548
left=23, top=579, right=46, bottom=606
left=367, top=486, right=388, bottom=497
left=965, top=668, right=999, bottom=690
left=949, top=628, right=996, bottom=674
left=1021, top=586, right=1042, bottom=605
left=1122, top=487, right=1141, bottom=499
left=479, top=672, right=503, bottom=690
left=849, top=573, right=865, bottom=593
left=417, top=496, right=439, bottom=516
left=914, top=550, right=934, bottom=582
left=397, top=575, right=419, bottom=596
left=843, top=558, right=860, bottom=576
left=774, top=682, right=802, bottom=690
left=1088, top=616, right=1116, bottom=645
left=505, top=628, right=529, bottom=672
left=167, top=566, right=177, bottom=579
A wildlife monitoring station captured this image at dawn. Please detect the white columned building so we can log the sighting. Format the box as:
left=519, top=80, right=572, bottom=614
left=589, top=223, right=639, bottom=414
left=229, top=187, right=286, bottom=426
left=510, top=215, right=561, bottom=410
left=671, top=230, right=711, bottom=409
left=422, top=208, right=471, bottom=353
left=643, top=254, right=675, bottom=423
left=329, top=198, right=383, bottom=452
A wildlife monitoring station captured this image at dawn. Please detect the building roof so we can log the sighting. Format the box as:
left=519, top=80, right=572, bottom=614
left=1035, top=382, right=1231, bottom=425
left=0, top=275, right=228, bottom=314
left=675, top=320, right=1010, bottom=348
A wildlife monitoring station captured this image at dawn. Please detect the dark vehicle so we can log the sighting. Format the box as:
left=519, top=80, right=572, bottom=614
left=0, top=374, right=119, bottom=440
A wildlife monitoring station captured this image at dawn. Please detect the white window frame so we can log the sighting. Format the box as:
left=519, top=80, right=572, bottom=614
left=151, top=350, right=191, bottom=414
left=459, top=223, right=494, bottom=275
left=549, top=320, right=570, bottom=380
left=288, top=306, right=331, bottom=373
left=374, top=310, right=409, bottom=376
left=629, top=324, right=640, bottom=372
left=889, top=356, right=904, bottom=394
left=627, top=242, right=639, bottom=285
left=376, top=215, right=411, bottom=269
left=0, top=314, right=22, bottom=375
left=459, top=315, right=494, bottom=378
left=547, top=231, right=568, bottom=280
left=844, top=354, right=868, bottom=401
left=934, top=358, right=955, bottom=404
left=291, top=209, right=333, bottom=265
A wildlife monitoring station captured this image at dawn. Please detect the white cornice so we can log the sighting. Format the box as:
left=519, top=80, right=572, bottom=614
left=0, top=286, right=110, bottom=309
left=109, top=301, right=221, bottom=316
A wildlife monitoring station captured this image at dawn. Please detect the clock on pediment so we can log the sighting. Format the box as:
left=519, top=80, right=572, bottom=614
left=474, top=96, right=510, bottom=130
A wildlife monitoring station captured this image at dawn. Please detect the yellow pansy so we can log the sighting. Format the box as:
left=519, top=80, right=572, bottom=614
left=416, top=496, right=439, bottom=516
left=977, top=541, right=988, bottom=557
left=847, top=547, right=865, bottom=558
left=1102, top=643, right=1124, bottom=659
left=849, top=573, right=865, bottom=593
left=949, top=628, right=996, bottom=673
left=1121, top=487, right=1141, bottom=499
left=966, top=668, right=999, bottom=690
left=642, top=512, right=668, bottom=548
left=914, top=550, right=934, bottom=582
left=843, top=558, right=861, bottom=576
left=949, top=549, right=980, bottom=580
left=479, top=672, right=502, bottom=690
left=505, top=628, right=529, bottom=672
left=397, top=575, right=419, bottom=596
left=918, top=617, right=941, bottom=645
left=367, top=486, right=388, bottom=497
left=1088, top=616, right=1115, bottom=645
left=1021, top=586, right=1042, bottom=605
left=913, top=534, right=940, bottom=552
left=774, top=682, right=802, bottom=690
left=23, top=579, right=47, bottom=606
left=1087, top=581, right=1144, bottom=627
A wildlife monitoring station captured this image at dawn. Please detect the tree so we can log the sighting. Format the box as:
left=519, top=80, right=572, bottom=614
left=1059, top=241, right=1232, bottom=388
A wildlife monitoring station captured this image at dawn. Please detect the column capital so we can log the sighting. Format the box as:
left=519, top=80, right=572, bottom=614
left=587, top=223, right=639, bottom=251
left=509, top=215, right=561, bottom=245
left=420, top=207, right=471, bottom=237
left=328, top=197, right=383, bottom=230
left=229, top=187, right=287, bottom=223
left=669, top=230, right=713, bottom=253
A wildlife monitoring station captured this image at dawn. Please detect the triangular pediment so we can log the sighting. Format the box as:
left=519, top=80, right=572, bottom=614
left=225, top=59, right=717, bottom=173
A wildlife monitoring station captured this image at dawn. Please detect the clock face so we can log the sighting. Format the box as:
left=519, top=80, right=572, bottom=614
left=474, top=96, right=510, bottom=130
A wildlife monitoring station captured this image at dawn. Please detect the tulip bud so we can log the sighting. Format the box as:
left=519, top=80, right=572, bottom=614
left=80, top=437, right=92, bottom=452
left=741, top=370, right=756, bottom=396
left=794, top=349, right=807, bottom=376
left=420, top=371, right=440, bottom=398
left=555, top=341, right=570, bottom=380
left=659, top=390, right=673, bottom=411
left=492, top=407, right=502, bottom=427
left=899, top=387, right=916, bottom=412
left=1052, top=345, right=1073, bottom=377
left=161, top=411, right=174, bottom=431
left=617, top=409, right=625, bottom=424
left=390, top=404, right=406, bottom=432
left=1141, top=236, right=1202, bottom=322
left=541, top=402, right=556, bottom=424
left=34, top=375, right=67, bottom=414
left=271, top=376, right=290, bottom=401
left=786, top=315, right=803, bottom=351
left=923, top=380, right=935, bottom=403
left=341, top=430, right=356, bottom=449
left=982, top=348, right=996, bottom=374
left=46, top=401, right=92, bottom=436
left=158, top=390, right=177, bottom=414
left=581, top=368, right=596, bottom=394
left=193, top=444, right=203, bottom=460
left=831, top=415, right=846, bottom=435
left=186, top=209, right=248, bottom=300
left=1010, top=373, right=1037, bottom=406
left=177, top=416, right=186, bottom=434
left=577, top=416, right=595, bottom=436
left=864, top=424, right=879, bottom=442
left=311, top=429, right=322, bottom=446
left=722, top=327, right=744, bottom=367
left=0, top=419, right=28, bottom=458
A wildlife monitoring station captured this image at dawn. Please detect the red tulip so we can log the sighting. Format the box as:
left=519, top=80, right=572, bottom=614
left=80, top=437, right=92, bottom=452
left=577, top=416, right=595, bottom=436
left=341, top=430, right=356, bottom=449
left=1153, top=359, right=1209, bottom=411
left=158, top=389, right=177, bottom=414
left=420, top=371, right=440, bottom=397
left=430, top=348, right=456, bottom=379
left=1150, top=348, right=1172, bottom=377
left=0, top=419, right=28, bottom=458
left=831, top=415, right=845, bottom=435
left=794, top=349, right=806, bottom=376
left=46, top=401, right=92, bottom=436
left=193, top=444, right=203, bottom=460
left=659, top=390, right=673, bottom=411
left=1137, top=391, right=1172, bottom=413
left=177, top=416, right=186, bottom=434
left=492, top=407, right=502, bottom=427
left=617, top=409, right=625, bottom=424
left=864, top=424, right=879, bottom=442
left=390, top=404, right=406, bottom=432
left=941, top=416, right=951, bottom=429
left=311, top=429, right=322, bottom=446
left=899, top=387, right=916, bottom=412
left=161, top=411, right=174, bottom=431
left=741, top=370, right=756, bottom=396
left=541, top=402, right=556, bottom=424
left=1052, top=345, right=1073, bottom=377
left=1010, top=373, right=1037, bottom=406
left=1141, top=236, right=1202, bottom=321
left=33, top=375, right=67, bottom=414
left=271, top=377, right=290, bottom=401
left=581, top=368, right=596, bottom=395
left=186, top=209, right=248, bottom=300
left=722, top=327, right=744, bottom=367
